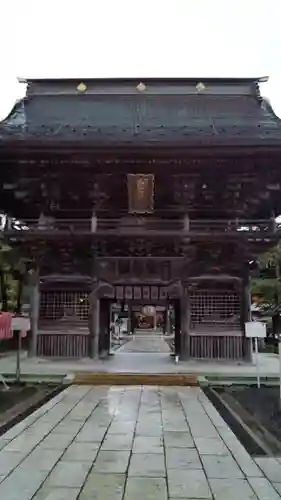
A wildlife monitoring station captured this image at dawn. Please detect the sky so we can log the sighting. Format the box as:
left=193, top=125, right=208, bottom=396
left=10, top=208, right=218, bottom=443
left=0, top=0, right=280, bottom=120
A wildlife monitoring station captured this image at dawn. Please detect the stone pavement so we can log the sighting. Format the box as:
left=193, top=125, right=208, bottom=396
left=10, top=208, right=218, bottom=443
left=119, top=332, right=171, bottom=353
left=0, top=385, right=281, bottom=499
left=0, top=351, right=280, bottom=379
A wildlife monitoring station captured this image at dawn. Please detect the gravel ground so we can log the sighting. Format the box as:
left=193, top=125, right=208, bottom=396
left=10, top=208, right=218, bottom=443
left=225, top=386, right=281, bottom=443
left=0, top=384, right=57, bottom=427
left=0, top=386, right=36, bottom=415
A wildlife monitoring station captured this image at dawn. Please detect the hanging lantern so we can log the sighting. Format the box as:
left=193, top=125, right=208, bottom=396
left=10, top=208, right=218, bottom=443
left=142, top=305, right=155, bottom=316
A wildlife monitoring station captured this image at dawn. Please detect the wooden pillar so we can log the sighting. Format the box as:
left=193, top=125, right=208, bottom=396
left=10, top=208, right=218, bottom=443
left=174, top=299, right=181, bottom=356
left=89, top=292, right=100, bottom=359
left=127, top=305, right=132, bottom=334
left=271, top=211, right=277, bottom=233
left=99, top=299, right=105, bottom=354
left=241, top=270, right=252, bottom=361
left=99, top=299, right=111, bottom=356
left=153, top=310, right=157, bottom=330
left=166, top=306, right=173, bottom=335
left=163, top=308, right=168, bottom=334
left=183, top=213, right=190, bottom=231
left=106, top=300, right=111, bottom=352
left=131, top=310, right=136, bottom=334
left=28, top=271, right=40, bottom=357
left=180, top=288, right=190, bottom=360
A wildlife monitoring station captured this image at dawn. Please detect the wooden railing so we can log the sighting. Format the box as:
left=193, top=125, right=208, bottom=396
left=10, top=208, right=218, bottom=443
left=0, top=217, right=279, bottom=237
left=188, top=335, right=245, bottom=360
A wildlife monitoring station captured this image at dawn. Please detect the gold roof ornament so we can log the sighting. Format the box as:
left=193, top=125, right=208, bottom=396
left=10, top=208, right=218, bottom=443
left=77, top=82, right=87, bottom=92
left=196, top=82, right=206, bottom=92
left=136, top=82, right=146, bottom=92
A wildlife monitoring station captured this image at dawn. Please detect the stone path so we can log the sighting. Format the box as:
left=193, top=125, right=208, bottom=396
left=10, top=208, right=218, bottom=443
left=0, top=385, right=281, bottom=499
left=1, top=351, right=280, bottom=378
left=119, top=332, right=171, bottom=353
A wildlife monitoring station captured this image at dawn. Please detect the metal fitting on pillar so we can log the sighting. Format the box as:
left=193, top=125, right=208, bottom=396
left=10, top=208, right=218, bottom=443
left=91, top=210, right=97, bottom=233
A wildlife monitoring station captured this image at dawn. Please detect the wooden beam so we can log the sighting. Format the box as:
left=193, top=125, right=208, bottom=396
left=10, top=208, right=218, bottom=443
left=1, top=143, right=281, bottom=158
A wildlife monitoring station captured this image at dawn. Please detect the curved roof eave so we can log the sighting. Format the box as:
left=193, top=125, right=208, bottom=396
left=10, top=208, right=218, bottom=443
left=0, top=98, right=26, bottom=126
left=261, top=96, right=281, bottom=122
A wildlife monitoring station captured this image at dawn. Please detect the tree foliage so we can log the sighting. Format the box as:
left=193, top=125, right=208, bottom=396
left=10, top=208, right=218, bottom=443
left=251, top=242, right=281, bottom=334
left=251, top=278, right=281, bottom=312
left=0, top=241, right=29, bottom=313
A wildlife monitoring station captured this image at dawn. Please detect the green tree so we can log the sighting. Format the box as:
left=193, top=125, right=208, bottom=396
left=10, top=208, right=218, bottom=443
left=251, top=241, right=281, bottom=335
left=0, top=241, right=29, bottom=313
left=0, top=242, right=14, bottom=311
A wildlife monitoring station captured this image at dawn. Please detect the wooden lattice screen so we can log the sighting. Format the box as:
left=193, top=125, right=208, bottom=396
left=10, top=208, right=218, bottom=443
left=40, top=291, right=90, bottom=322
left=190, top=289, right=241, bottom=333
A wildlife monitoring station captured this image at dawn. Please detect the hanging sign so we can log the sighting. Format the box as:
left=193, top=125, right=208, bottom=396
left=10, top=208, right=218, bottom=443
left=127, top=174, right=154, bottom=213
left=245, top=321, right=266, bottom=389
left=11, top=316, right=30, bottom=332
left=245, top=321, right=266, bottom=338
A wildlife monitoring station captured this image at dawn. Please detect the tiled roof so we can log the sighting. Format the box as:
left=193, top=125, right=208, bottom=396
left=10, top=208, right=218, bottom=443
left=1, top=78, right=281, bottom=147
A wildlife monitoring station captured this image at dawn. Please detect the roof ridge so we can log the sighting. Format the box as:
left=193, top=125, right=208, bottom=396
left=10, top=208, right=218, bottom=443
left=18, top=76, right=269, bottom=84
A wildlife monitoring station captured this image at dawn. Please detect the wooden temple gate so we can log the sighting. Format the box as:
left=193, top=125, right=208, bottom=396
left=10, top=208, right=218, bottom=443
left=1, top=76, right=281, bottom=361
left=32, top=238, right=251, bottom=360
left=34, top=274, right=249, bottom=360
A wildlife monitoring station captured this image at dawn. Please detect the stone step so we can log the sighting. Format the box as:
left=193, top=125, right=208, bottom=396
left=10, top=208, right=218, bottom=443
left=72, top=372, right=198, bottom=386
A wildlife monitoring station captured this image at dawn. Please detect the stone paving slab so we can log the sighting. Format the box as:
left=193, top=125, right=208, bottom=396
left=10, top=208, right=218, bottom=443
left=255, top=457, right=281, bottom=483
left=79, top=472, right=126, bottom=500
left=34, top=487, right=81, bottom=500
left=164, top=430, right=194, bottom=448
left=46, top=460, right=92, bottom=488
left=208, top=478, right=256, bottom=499
left=124, top=476, right=167, bottom=500
left=166, top=447, right=202, bottom=470
left=248, top=477, right=281, bottom=500
left=0, top=385, right=280, bottom=498
left=167, top=469, right=212, bottom=498
left=201, top=454, right=244, bottom=479
left=129, top=452, right=166, bottom=477
left=194, top=436, right=230, bottom=456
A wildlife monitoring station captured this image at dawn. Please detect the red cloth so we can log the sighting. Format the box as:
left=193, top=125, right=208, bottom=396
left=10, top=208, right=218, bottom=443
left=0, top=313, right=12, bottom=340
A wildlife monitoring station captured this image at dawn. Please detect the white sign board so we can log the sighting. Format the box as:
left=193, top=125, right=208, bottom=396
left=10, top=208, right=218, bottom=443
left=245, top=321, right=266, bottom=339
left=11, top=317, right=30, bottom=331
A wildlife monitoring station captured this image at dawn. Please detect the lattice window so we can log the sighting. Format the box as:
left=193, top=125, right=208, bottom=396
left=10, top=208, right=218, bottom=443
left=40, top=291, right=89, bottom=321
left=190, top=290, right=241, bottom=332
